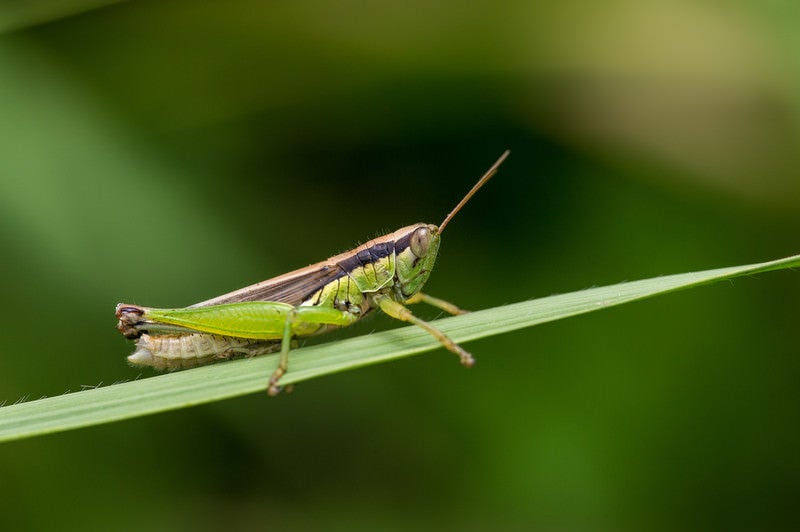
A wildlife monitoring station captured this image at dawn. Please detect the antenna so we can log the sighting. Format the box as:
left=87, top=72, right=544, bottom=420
left=438, top=150, right=510, bottom=234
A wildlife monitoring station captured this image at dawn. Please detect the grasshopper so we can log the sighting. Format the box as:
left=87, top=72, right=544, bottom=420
left=116, top=150, right=509, bottom=395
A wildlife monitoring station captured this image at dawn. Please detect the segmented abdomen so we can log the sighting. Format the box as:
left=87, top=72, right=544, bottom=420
left=128, top=333, right=279, bottom=370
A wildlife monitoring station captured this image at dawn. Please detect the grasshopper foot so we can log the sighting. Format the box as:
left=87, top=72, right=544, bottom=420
left=267, top=367, right=286, bottom=397
left=449, top=341, right=475, bottom=367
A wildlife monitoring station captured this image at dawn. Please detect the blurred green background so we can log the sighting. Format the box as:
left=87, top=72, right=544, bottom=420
left=1, top=1, right=799, bottom=530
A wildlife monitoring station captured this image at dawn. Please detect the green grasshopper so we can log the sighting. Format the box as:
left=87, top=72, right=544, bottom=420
left=116, top=150, right=509, bottom=395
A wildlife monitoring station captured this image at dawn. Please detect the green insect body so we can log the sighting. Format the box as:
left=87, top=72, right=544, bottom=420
left=117, top=151, right=509, bottom=395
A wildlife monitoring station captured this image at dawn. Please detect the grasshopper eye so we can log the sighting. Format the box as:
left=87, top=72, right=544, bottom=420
left=410, top=227, right=431, bottom=258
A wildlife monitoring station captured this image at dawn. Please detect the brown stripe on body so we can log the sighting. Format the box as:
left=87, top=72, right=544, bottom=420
left=190, top=224, right=427, bottom=307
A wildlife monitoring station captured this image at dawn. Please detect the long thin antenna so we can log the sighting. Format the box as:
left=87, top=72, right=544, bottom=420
left=438, top=149, right=510, bottom=234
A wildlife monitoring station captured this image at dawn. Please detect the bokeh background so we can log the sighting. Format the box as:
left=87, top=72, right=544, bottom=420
left=1, top=1, right=799, bottom=530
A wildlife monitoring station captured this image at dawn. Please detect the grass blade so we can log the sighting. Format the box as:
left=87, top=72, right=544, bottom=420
left=0, top=253, right=798, bottom=443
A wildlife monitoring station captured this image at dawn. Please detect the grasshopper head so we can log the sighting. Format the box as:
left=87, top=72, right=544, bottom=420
left=388, top=151, right=510, bottom=300
left=392, top=223, right=441, bottom=299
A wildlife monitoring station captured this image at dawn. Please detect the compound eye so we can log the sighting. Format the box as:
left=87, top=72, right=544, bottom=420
left=410, top=226, right=431, bottom=258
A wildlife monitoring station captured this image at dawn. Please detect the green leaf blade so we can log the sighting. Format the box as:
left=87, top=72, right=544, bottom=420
left=1, top=253, right=798, bottom=443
